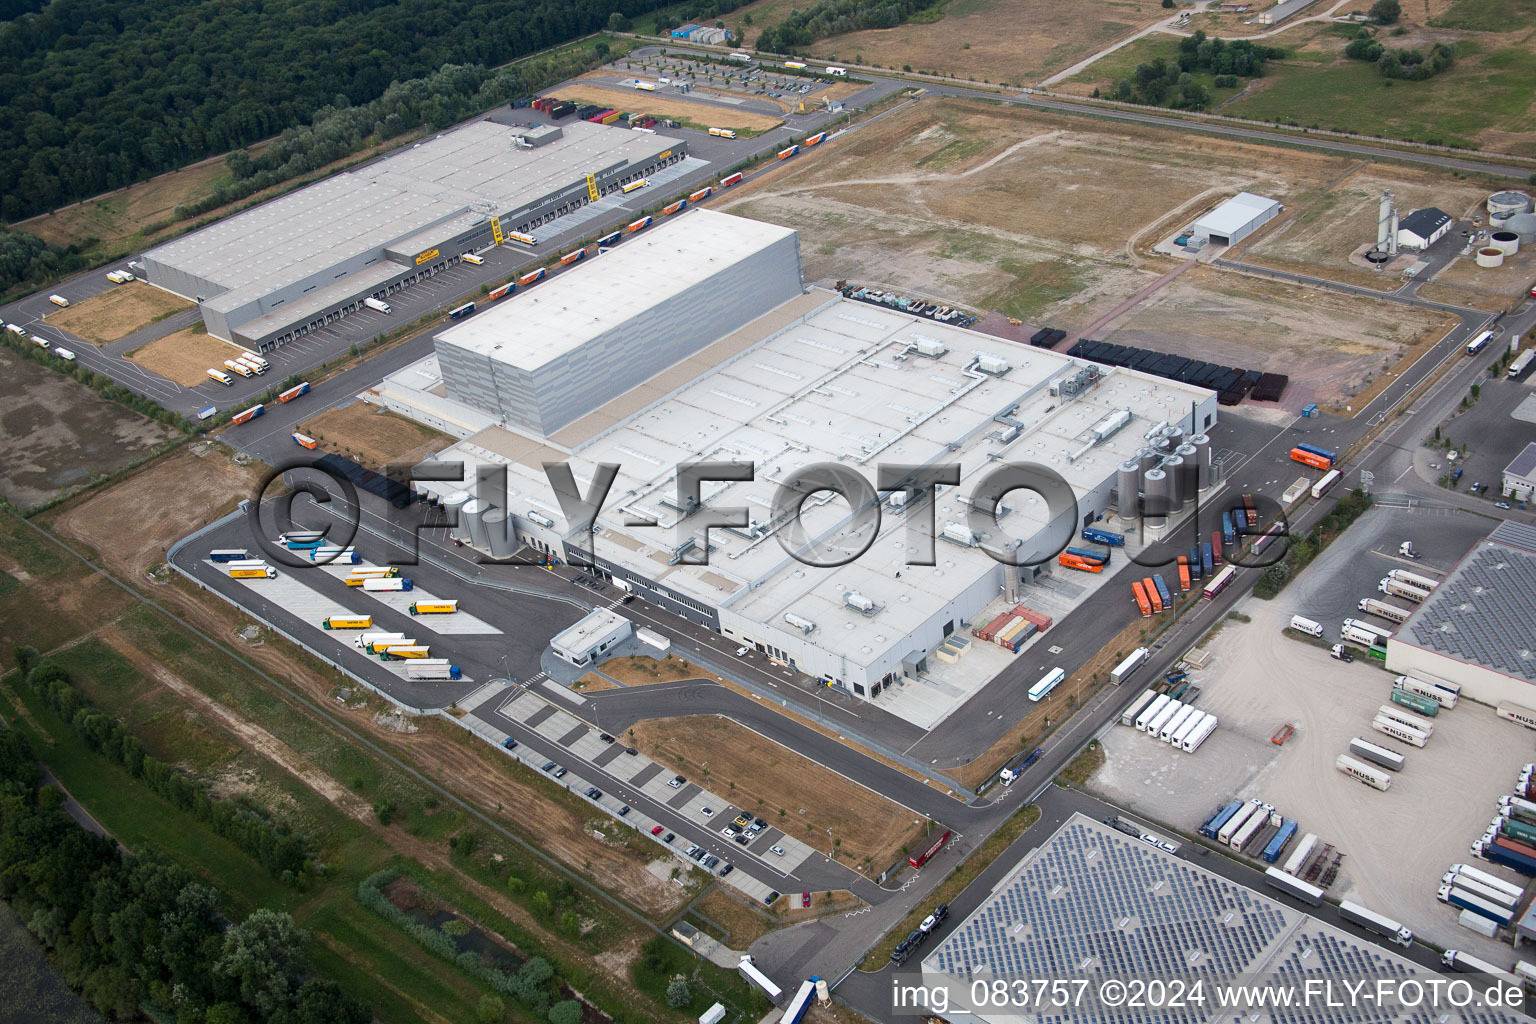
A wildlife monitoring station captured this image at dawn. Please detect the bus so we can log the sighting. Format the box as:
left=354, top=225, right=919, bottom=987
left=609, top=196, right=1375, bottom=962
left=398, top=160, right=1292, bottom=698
left=1310, top=469, right=1341, bottom=499
left=1202, top=564, right=1236, bottom=600
left=1467, top=330, right=1494, bottom=355
left=621, top=178, right=649, bottom=194
left=505, top=231, right=537, bottom=246
left=1029, top=668, right=1065, bottom=701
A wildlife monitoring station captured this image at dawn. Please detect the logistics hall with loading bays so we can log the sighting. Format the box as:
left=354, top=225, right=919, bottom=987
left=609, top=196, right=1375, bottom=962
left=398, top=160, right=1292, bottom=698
left=137, top=115, right=686, bottom=352
left=363, top=209, right=1221, bottom=726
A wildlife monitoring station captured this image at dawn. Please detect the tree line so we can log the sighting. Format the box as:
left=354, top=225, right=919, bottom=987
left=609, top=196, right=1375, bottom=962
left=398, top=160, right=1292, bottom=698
left=0, top=714, right=369, bottom=1022
left=752, top=0, right=943, bottom=55
left=0, top=0, right=675, bottom=222
left=20, top=649, right=314, bottom=883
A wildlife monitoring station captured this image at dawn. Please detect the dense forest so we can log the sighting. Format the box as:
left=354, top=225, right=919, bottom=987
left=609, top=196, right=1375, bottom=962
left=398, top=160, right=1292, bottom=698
left=752, top=0, right=944, bottom=54
left=0, top=0, right=672, bottom=222
left=0, top=654, right=370, bottom=1023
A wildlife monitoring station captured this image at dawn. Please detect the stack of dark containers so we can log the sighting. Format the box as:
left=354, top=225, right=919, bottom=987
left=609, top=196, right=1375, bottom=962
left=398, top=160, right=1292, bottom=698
left=1067, top=339, right=1287, bottom=406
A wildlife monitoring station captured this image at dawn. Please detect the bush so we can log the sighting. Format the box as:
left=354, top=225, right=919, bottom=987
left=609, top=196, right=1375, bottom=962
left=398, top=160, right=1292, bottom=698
left=1369, top=0, right=1400, bottom=22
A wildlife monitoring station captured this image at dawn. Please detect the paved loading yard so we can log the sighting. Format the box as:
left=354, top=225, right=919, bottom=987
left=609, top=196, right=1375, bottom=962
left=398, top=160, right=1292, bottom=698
left=1091, top=504, right=1529, bottom=967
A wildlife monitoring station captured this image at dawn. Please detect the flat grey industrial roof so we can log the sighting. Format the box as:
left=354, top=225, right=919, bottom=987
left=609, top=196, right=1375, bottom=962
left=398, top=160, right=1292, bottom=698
left=144, top=119, right=674, bottom=312
left=416, top=289, right=1215, bottom=675
left=1399, top=531, right=1536, bottom=681
left=1193, top=191, right=1280, bottom=236
left=922, top=814, right=1522, bottom=1024
left=434, top=209, right=799, bottom=370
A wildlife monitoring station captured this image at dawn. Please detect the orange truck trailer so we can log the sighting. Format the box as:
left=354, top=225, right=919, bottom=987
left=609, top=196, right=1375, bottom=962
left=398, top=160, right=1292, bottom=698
left=1131, top=581, right=1152, bottom=617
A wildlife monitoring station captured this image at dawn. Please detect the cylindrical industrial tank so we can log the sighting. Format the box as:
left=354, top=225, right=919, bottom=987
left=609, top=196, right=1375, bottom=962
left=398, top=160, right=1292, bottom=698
left=1476, top=247, right=1505, bottom=268
left=442, top=491, right=472, bottom=542
left=1507, top=213, right=1536, bottom=245
left=1173, top=443, right=1198, bottom=501
left=460, top=499, right=489, bottom=550
left=483, top=508, right=516, bottom=559
left=1488, top=191, right=1533, bottom=223
left=1491, top=230, right=1519, bottom=255
left=1137, top=447, right=1158, bottom=474
left=1185, top=434, right=1212, bottom=490
left=1117, top=461, right=1141, bottom=514
left=1143, top=469, right=1169, bottom=528
left=1160, top=456, right=1186, bottom=514
left=1164, top=425, right=1186, bottom=451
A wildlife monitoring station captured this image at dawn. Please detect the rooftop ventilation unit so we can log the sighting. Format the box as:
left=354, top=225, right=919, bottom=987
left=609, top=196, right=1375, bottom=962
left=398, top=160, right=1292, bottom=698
left=843, top=591, right=879, bottom=614
left=912, top=337, right=948, bottom=358
left=784, top=612, right=817, bottom=634
left=975, top=353, right=1012, bottom=377
left=527, top=510, right=555, bottom=528
left=941, top=522, right=977, bottom=547
left=1091, top=409, right=1133, bottom=441
left=668, top=537, right=697, bottom=565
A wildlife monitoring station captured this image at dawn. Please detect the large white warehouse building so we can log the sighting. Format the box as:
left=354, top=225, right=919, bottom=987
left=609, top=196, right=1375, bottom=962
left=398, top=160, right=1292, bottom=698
left=391, top=210, right=1220, bottom=702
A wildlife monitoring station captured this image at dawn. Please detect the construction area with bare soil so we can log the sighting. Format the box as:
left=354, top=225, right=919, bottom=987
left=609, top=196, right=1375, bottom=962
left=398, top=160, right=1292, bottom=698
left=298, top=401, right=452, bottom=469
left=126, top=325, right=251, bottom=387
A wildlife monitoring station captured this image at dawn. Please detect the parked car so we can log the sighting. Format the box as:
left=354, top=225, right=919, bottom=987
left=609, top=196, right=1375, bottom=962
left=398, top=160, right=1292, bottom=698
left=599, top=732, right=615, bottom=742
left=501, top=737, right=518, bottom=749
left=685, top=844, right=702, bottom=858
left=722, top=827, right=739, bottom=838
left=735, top=646, right=750, bottom=656
left=669, top=775, right=686, bottom=788
left=703, top=855, right=720, bottom=868
left=651, top=825, right=665, bottom=835
left=541, top=760, right=557, bottom=772
left=618, top=805, right=629, bottom=817
left=733, top=813, right=751, bottom=827
left=719, top=863, right=734, bottom=877
left=764, top=891, right=780, bottom=905
left=663, top=832, right=675, bottom=843
left=734, top=834, right=749, bottom=846
left=586, top=787, right=602, bottom=799
left=552, top=766, right=567, bottom=778
left=801, top=892, right=812, bottom=908
left=770, top=844, right=786, bottom=856
left=625, top=747, right=638, bottom=756
left=1496, top=501, right=1512, bottom=509
left=701, top=807, right=714, bottom=817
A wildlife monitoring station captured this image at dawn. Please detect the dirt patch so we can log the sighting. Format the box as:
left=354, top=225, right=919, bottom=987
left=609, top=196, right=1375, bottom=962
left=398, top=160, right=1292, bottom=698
left=629, top=715, right=926, bottom=871
left=724, top=0, right=1164, bottom=85
left=560, top=80, right=783, bottom=133
left=690, top=887, right=782, bottom=948
left=597, top=654, right=701, bottom=686
left=44, top=283, right=194, bottom=345
left=1099, top=265, right=1457, bottom=415
left=573, top=672, right=620, bottom=692
left=1417, top=249, right=1536, bottom=312
left=0, top=347, right=182, bottom=510
left=299, top=401, right=452, bottom=469
left=126, top=326, right=249, bottom=387
left=45, top=443, right=262, bottom=581
left=718, top=97, right=1355, bottom=328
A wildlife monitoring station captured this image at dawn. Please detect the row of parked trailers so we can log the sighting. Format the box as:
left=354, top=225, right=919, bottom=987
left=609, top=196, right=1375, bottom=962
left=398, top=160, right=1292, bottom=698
left=1199, top=798, right=1302, bottom=866
left=1123, top=690, right=1218, bottom=753
left=1065, top=338, right=1288, bottom=405
left=971, top=604, right=1053, bottom=653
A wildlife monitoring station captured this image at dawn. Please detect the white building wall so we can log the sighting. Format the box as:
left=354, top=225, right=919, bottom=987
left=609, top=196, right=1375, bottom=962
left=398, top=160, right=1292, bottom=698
left=1387, top=640, right=1536, bottom=708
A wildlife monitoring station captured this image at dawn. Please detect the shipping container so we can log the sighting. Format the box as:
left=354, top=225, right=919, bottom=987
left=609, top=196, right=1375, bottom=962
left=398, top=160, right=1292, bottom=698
left=230, top=404, right=265, bottom=425
left=277, top=381, right=311, bottom=402
left=560, top=247, right=587, bottom=265
left=1141, top=577, right=1162, bottom=612
left=720, top=172, right=744, bottom=187
left=292, top=432, right=317, bottom=449
left=518, top=268, right=546, bottom=286
left=1131, top=581, right=1152, bottom=617
left=1290, top=448, right=1332, bottom=470
left=661, top=199, right=687, bottom=216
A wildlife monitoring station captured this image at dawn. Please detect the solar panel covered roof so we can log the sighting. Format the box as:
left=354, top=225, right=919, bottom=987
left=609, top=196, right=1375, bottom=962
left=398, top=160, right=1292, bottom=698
left=1401, top=535, right=1536, bottom=681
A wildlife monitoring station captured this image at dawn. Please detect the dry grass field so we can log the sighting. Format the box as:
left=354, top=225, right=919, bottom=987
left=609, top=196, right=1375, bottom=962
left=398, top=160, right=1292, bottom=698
left=126, top=326, right=248, bottom=387
left=722, top=0, right=1165, bottom=84
left=719, top=97, right=1348, bottom=326
left=560, top=81, right=783, bottom=132
left=44, top=283, right=193, bottom=345
left=599, top=654, right=702, bottom=686
left=629, top=715, right=928, bottom=869
left=1417, top=250, right=1536, bottom=312
left=298, top=402, right=452, bottom=468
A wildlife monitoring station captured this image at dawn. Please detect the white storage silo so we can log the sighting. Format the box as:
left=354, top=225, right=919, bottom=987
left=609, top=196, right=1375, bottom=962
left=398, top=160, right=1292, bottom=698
left=1143, top=469, right=1169, bottom=528
left=442, top=491, right=472, bottom=542
left=1117, top=461, right=1141, bottom=514
left=1488, top=191, right=1533, bottom=226
left=1187, top=434, right=1212, bottom=489
left=1490, top=230, right=1519, bottom=255
left=483, top=508, right=516, bottom=559
left=1161, top=456, right=1186, bottom=514
left=461, top=499, right=489, bottom=549
left=1476, top=247, right=1505, bottom=268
